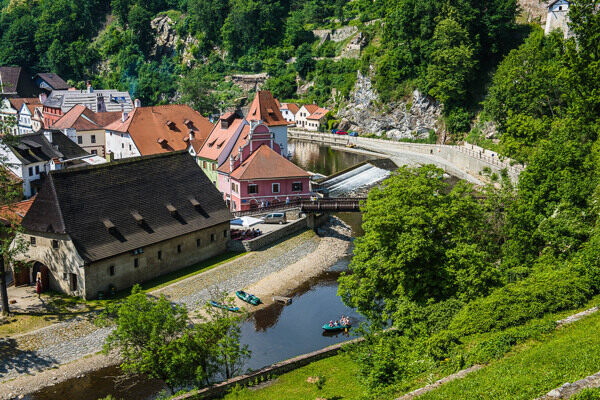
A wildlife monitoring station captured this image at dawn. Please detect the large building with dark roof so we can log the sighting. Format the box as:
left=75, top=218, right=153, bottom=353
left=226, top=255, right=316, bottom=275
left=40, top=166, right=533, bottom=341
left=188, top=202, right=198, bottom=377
left=16, top=151, right=231, bottom=298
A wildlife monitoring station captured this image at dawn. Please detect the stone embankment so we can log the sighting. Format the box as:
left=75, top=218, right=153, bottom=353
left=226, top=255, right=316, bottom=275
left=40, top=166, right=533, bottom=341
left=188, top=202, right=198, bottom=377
left=0, top=218, right=352, bottom=399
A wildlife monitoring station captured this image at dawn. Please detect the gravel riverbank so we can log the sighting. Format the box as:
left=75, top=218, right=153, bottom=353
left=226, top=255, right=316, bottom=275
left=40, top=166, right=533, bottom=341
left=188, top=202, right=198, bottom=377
left=0, top=218, right=352, bottom=399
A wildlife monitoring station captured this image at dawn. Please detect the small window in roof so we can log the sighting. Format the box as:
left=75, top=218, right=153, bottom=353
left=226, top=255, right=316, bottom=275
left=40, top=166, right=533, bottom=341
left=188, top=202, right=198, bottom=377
left=157, top=138, right=167, bottom=145
left=131, top=211, right=144, bottom=225
left=267, top=108, right=274, bottom=113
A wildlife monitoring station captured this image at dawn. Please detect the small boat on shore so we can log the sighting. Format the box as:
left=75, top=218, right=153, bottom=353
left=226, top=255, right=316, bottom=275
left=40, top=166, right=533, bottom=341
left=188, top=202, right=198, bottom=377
left=236, top=290, right=261, bottom=306
left=209, top=300, right=240, bottom=312
left=322, top=323, right=351, bottom=332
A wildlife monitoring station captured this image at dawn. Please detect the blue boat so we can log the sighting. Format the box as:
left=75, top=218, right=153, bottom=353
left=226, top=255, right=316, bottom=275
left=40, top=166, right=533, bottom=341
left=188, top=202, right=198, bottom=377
left=236, top=290, right=261, bottom=306
left=209, top=300, right=240, bottom=312
left=322, top=322, right=351, bottom=332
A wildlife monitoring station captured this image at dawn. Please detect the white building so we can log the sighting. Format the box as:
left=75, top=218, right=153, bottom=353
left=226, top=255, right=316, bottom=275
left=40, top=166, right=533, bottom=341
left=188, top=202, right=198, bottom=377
left=545, top=0, right=572, bottom=38
left=280, top=103, right=299, bottom=123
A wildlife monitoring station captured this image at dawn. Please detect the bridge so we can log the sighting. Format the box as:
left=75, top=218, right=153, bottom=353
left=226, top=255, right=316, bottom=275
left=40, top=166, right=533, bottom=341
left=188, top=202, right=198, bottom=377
left=231, top=198, right=366, bottom=218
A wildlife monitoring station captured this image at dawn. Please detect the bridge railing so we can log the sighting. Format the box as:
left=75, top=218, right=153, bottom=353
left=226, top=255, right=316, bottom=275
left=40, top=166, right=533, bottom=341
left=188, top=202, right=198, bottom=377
left=288, top=130, right=525, bottom=176
left=231, top=198, right=368, bottom=218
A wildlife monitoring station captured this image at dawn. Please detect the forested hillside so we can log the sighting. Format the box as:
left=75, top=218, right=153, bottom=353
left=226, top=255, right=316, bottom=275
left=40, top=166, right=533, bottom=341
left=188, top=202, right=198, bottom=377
left=0, top=0, right=524, bottom=135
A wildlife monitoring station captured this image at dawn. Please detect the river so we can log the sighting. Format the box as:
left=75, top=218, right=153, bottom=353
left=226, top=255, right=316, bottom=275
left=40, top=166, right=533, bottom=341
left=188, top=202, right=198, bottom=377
left=28, top=140, right=368, bottom=400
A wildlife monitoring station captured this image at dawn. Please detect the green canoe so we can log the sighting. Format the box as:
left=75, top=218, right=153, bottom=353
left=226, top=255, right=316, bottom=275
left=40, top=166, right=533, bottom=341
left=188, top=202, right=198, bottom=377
left=236, top=290, right=261, bottom=306
left=322, top=323, right=351, bottom=331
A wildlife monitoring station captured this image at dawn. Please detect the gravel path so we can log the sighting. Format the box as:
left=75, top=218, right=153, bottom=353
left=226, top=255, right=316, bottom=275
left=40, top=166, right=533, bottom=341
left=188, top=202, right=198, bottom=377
left=0, top=228, right=323, bottom=389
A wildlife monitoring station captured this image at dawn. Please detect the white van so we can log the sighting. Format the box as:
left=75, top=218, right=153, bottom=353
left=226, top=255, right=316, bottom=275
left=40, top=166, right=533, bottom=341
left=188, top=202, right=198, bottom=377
left=264, top=213, right=287, bottom=224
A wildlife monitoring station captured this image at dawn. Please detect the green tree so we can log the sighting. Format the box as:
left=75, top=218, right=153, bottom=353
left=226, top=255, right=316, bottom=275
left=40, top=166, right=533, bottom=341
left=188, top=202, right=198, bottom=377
left=0, top=125, right=29, bottom=316
left=295, top=43, right=315, bottom=79
left=425, top=18, right=476, bottom=113
left=339, top=165, right=499, bottom=325
left=128, top=4, right=153, bottom=54
left=264, top=73, right=297, bottom=100
left=178, top=68, right=218, bottom=115
left=284, top=9, right=315, bottom=47
left=186, top=0, right=230, bottom=44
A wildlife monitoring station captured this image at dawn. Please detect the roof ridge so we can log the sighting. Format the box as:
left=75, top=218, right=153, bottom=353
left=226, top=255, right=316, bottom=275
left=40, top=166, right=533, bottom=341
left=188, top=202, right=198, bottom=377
left=50, top=150, right=189, bottom=176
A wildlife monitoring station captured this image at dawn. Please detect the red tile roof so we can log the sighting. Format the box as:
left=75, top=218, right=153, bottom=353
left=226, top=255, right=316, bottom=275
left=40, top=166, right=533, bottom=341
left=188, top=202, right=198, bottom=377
left=105, top=105, right=215, bottom=156
left=282, top=103, right=300, bottom=115
left=229, top=145, right=310, bottom=181
left=302, top=104, right=320, bottom=115
left=197, top=116, right=245, bottom=160
left=247, top=91, right=288, bottom=126
left=8, top=98, right=41, bottom=113
left=53, top=105, right=121, bottom=131
left=0, top=198, right=35, bottom=225
left=307, top=107, right=330, bottom=120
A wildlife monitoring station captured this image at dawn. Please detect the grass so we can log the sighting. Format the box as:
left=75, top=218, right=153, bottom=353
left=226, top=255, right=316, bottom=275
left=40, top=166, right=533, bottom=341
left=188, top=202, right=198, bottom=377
left=419, top=310, right=600, bottom=400
left=221, top=353, right=370, bottom=400
left=0, top=251, right=247, bottom=336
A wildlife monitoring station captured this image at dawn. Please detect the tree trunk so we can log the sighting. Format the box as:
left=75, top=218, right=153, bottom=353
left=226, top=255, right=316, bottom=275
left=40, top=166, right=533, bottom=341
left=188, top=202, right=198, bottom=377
left=0, top=256, right=10, bottom=316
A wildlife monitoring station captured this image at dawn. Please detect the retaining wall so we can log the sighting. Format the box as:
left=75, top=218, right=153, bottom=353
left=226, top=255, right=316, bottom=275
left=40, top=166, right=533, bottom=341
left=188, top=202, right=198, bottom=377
left=289, top=130, right=524, bottom=184
left=172, top=336, right=364, bottom=400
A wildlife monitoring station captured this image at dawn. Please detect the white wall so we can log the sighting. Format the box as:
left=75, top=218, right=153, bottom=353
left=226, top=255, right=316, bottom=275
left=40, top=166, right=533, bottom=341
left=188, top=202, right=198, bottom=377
left=281, top=109, right=295, bottom=122
left=105, top=130, right=141, bottom=160
left=545, top=0, right=571, bottom=37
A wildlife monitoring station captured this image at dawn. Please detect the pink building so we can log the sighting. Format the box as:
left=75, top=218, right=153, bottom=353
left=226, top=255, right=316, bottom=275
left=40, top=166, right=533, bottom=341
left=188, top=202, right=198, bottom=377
left=217, top=123, right=311, bottom=211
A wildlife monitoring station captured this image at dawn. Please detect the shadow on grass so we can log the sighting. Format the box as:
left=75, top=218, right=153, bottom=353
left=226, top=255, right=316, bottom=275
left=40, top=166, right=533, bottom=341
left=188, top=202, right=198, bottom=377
left=0, top=337, right=57, bottom=377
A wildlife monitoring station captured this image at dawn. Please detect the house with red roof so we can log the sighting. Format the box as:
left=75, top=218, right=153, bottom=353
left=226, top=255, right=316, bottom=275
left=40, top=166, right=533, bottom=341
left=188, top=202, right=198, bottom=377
left=194, top=112, right=247, bottom=185
left=52, top=105, right=121, bottom=156
left=104, top=104, right=215, bottom=160
left=295, top=104, right=329, bottom=131
left=247, top=91, right=289, bottom=156
left=280, top=103, right=300, bottom=124
left=216, top=122, right=310, bottom=211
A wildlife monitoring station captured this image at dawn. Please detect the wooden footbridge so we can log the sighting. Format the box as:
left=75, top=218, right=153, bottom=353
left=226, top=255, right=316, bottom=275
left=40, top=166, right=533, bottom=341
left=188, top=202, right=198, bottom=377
left=300, top=198, right=366, bottom=213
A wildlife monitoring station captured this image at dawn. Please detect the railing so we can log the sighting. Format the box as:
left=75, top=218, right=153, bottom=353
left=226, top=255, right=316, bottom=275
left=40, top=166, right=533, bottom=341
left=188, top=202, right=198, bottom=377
left=231, top=197, right=367, bottom=217
left=288, top=130, right=525, bottom=177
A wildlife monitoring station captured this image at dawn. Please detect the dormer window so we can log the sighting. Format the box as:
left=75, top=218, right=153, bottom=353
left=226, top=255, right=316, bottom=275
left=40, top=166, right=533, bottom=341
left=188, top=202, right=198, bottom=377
left=157, top=138, right=167, bottom=146
left=131, top=211, right=144, bottom=226
left=165, top=120, right=175, bottom=129
left=184, top=119, right=193, bottom=128
left=166, top=203, right=177, bottom=216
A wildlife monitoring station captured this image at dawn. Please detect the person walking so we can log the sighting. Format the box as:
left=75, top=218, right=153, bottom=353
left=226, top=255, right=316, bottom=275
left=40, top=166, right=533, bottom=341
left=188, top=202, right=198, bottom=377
left=36, top=273, right=42, bottom=298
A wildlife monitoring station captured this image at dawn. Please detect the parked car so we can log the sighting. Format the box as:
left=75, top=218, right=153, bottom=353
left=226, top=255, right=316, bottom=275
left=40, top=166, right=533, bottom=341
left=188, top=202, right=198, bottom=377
left=331, top=129, right=338, bottom=134
left=264, top=213, right=287, bottom=224
left=349, top=131, right=358, bottom=137
left=336, top=130, right=348, bottom=135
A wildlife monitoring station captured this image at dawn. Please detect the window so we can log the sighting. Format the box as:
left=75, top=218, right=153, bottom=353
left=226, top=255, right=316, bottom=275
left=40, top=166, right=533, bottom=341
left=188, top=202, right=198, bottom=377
left=203, top=161, right=207, bottom=168
left=196, top=238, right=201, bottom=247
left=211, top=233, right=216, bottom=242
left=248, top=184, right=258, bottom=194
left=292, top=182, right=303, bottom=192
left=272, top=183, right=280, bottom=194
left=122, top=143, right=124, bottom=148
left=212, top=164, right=216, bottom=171
left=231, top=183, right=236, bottom=193
left=134, top=258, right=139, bottom=268
left=35, top=165, right=40, bottom=174
left=28, top=167, right=33, bottom=176
left=91, top=135, right=96, bottom=144
left=30, top=236, right=36, bottom=246
left=223, top=230, right=228, bottom=238
left=91, top=150, right=97, bottom=155
left=109, top=265, right=115, bottom=276
left=157, top=250, right=162, bottom=260
left=52, top=239, right=59, bottom=249
left=177, top=244, right=182, bottom=253
left=129, top=144, right=132, bottom=151
left=77, top=136, right=82, bottom=144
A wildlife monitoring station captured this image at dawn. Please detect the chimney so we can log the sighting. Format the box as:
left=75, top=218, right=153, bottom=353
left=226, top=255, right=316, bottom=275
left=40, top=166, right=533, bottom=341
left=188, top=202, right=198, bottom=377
left=121, top=104, right=128, bottom=122
left=189, top=129, right=195, bottom=142
left=238, top=146, right=243, bottom=163
left=230, top=155, right=234, bottom=173
left=134, top=98, right=141, bottom=108
left=86, top=81, right=93, bottom=93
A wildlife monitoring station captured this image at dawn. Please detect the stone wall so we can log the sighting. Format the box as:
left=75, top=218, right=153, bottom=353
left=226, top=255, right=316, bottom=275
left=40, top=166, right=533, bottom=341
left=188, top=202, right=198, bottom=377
left=86, top=222, right=230, bottom=299
left=227, top=217, right=309, bottom=252
left=312, top=26, right=358, bottom=42
left=225, top=74, right=268, bottom=92
left=172, top=336, right=364, bottom=400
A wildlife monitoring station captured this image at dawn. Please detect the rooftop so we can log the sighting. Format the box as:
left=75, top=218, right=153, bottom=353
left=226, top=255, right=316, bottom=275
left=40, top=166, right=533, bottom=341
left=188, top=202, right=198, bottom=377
left=105, top=105, right=215, bottom=156
left=21, top=151, right=231, bottom=262
left=35, top=73, right=69, bottom=90
left=247, top=91, right=288, bottom=127
left=229, top=145, right=310, bottom=181
left=197, top=115, right=246, bottom=161
left=52, top=104, right=120, bottom=131
left=7, top=131, right=89, bottom=165
left=0, top=198, right=35, bottom=225
left=43, top=89, right=133, bottom=113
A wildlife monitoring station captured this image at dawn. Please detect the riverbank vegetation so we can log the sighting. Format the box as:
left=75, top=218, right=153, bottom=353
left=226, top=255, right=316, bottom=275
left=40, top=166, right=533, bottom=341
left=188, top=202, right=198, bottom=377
left=333, top=2, right=600, bottom=397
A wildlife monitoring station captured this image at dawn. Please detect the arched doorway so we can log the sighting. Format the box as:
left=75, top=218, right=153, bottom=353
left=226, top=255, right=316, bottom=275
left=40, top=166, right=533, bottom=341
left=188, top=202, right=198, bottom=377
left=32, top=262, right=50, bottom=292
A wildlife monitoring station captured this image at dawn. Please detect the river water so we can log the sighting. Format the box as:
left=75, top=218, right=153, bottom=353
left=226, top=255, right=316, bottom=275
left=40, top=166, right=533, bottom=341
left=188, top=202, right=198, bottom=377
left=29, top=140, right=368, bottom=400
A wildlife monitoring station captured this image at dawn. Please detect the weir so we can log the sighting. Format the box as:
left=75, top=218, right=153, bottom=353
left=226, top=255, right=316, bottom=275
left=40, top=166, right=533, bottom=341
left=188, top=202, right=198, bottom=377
left=313, top=158, right=397, bottom=197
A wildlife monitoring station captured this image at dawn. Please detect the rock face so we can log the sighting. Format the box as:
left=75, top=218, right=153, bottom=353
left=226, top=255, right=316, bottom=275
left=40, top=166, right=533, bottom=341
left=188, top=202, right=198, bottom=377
left=337, top=69, right=443, bottom=139
left=151, top=15, right=199, bottom=66
left=312, top=26, right=358, bottom=43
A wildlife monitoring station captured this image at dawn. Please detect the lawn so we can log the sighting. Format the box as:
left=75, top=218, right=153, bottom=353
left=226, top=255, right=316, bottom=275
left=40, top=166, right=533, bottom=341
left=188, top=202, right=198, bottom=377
left=419, top=311, right=600, bottom=400
left=222, top=353, right=368, bottom=400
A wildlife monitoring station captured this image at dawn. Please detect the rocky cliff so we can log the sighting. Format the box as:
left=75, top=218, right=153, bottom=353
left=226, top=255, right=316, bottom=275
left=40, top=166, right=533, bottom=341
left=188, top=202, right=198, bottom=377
left=151, top=15, right=198, bottom=66
left=337, top=69, right=443, bottom=140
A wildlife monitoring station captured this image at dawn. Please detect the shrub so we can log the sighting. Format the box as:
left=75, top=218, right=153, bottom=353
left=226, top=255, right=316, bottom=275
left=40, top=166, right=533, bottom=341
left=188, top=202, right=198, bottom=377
left=449, top=266, right=591, bottom=336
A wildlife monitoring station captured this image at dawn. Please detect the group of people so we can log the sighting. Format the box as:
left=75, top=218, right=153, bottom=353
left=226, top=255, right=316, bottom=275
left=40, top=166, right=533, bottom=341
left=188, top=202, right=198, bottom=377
left=328, top=315, right=351, bottom=327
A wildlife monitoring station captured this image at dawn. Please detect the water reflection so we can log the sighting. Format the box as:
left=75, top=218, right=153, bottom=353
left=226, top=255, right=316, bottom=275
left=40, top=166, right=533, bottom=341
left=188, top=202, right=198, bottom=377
left=289, top=140, right=372, bottom=176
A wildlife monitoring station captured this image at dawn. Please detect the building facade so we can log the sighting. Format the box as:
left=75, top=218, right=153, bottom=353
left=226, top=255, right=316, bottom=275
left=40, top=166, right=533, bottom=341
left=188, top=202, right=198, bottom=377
left=545, top=0, right=572, bottom=38
left=16, top=152, right=231, bottom=299
left=295, top=104, right=319, bottom=130
left=247, top=91, right=289, bottom=156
